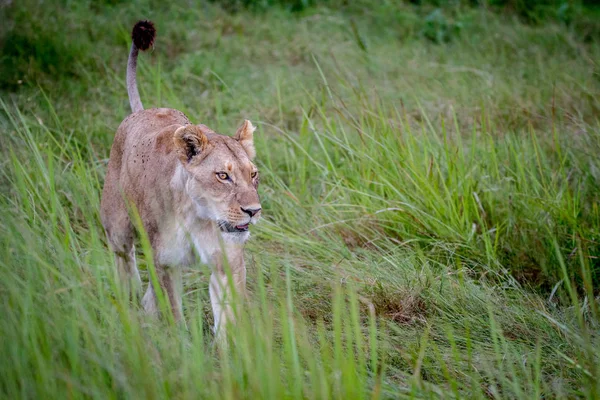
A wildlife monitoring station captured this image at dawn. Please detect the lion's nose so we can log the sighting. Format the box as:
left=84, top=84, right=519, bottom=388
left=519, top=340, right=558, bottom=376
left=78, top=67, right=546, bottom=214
left=241, top=206, right=261, bottom=218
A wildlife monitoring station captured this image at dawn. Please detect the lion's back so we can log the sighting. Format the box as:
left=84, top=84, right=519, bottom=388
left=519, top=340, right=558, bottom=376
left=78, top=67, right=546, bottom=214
left=101, top=108, right=190, bottom=230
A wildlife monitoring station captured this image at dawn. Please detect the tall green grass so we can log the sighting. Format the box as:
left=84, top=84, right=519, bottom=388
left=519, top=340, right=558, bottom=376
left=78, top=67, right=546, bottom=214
left=1, top=1, right=599, bottom=398
left=2, top=90, right=599, bottom=397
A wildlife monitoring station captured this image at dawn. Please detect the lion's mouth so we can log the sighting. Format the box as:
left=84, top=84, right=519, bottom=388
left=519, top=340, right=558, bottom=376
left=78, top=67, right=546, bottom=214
left=218, top=221, right=250, bottom=233
left=235, top=223, right=250, bottom=231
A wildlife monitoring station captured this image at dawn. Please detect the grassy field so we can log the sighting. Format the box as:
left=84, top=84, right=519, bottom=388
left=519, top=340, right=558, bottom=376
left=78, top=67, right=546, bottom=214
left=1, top=0, right=600, bottom=398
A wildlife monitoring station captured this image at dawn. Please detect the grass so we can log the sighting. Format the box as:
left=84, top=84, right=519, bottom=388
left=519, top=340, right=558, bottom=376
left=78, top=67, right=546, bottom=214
left=1, top=0, right=600, bottom=398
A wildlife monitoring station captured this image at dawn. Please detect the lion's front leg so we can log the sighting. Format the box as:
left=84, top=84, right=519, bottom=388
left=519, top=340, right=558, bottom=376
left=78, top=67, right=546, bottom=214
left=115, top=245, right=142, bottom=298
left=209, top=245, right=246, bottom=339
left=142, top=266, right=183, bottom=323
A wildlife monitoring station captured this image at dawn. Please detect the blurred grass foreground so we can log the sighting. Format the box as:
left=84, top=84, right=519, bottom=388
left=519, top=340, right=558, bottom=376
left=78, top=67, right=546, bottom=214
left=1, top=0, right=600, bottom=398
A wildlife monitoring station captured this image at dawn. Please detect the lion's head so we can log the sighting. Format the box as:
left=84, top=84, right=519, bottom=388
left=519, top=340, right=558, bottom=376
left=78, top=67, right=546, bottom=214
left=173, top=120, right=261, bottom=241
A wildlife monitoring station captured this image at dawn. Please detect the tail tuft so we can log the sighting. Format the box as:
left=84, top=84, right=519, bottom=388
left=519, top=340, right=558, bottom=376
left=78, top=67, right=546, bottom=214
left=132, top=20, right=156, bottom=51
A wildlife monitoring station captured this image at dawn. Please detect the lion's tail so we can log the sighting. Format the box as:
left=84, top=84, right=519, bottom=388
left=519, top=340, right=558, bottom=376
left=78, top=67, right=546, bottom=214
left=127, top=20, right=156, bottom=113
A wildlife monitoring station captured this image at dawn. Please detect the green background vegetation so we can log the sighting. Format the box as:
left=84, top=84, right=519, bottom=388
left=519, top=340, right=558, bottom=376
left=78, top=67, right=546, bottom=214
left=1, top=0, right=599, bottom=398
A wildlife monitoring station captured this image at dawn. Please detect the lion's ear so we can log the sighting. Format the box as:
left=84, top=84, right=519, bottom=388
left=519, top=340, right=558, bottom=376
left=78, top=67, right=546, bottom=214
left=234, top=119, right=256, bottom=160
left=173, top=125, right=209, bottom=163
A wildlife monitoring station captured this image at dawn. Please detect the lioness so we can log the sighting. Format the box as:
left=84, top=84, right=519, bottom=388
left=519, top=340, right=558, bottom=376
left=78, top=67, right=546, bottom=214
left=100, top=20, right=261, bottom=336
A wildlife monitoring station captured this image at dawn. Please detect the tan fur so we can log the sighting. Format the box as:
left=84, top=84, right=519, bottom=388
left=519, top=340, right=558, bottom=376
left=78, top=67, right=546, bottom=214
left=100, top=107, right=261, bottom=336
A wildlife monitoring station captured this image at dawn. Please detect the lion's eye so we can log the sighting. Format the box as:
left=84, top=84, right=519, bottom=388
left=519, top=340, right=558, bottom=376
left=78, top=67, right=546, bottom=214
left=216, top=172, right=230, bottom=181
left=251, top=171, right=258, bottom=179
